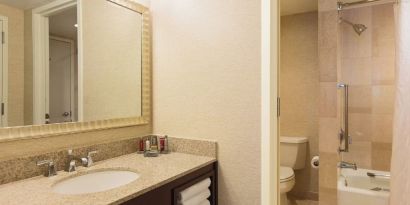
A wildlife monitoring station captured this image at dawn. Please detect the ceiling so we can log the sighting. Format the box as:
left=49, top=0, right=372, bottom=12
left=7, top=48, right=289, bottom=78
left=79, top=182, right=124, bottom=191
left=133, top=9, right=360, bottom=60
left=2, top=0, right=319, bottom=16
left=49, top=7, right=77, bottom=40
left=0, top=0, right=54, bottom=10
left=281, top=0, right=318, bottom=16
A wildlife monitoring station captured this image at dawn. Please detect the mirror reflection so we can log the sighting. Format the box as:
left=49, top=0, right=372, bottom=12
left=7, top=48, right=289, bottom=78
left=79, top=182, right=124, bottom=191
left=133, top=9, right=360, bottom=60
left=0, top=0, right=143, bottom=127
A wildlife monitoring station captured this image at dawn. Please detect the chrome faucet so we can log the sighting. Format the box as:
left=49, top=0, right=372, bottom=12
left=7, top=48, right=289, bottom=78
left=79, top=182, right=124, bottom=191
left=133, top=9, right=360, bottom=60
left=66, top=150, right=98, bottom=172
left=66, top=150, right=86, bottom=172
left=37, top=159, right=57, bottom=177
left=338, top=161, right=357, bottom=170
left=83, top=151, right=98, bottom=167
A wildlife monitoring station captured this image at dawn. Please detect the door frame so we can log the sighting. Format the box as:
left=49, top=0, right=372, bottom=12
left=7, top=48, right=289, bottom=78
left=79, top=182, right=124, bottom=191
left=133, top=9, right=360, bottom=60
left=32, top=0, right=81, bottom=124
left=261, top=0, right=280, bottom=204
left=47, top=36, right=76, bottom=123
left=0, top=16, right=8, bottom=127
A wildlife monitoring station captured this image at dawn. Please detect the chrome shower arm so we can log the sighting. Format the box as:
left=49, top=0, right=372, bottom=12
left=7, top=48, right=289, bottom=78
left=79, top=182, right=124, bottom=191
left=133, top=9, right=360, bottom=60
left=340, top=18, right=354, bottom=27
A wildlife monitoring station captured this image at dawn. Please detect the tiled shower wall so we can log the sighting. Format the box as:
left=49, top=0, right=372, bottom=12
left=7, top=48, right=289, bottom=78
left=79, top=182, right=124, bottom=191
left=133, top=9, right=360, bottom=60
left=318, top=0, right=340, bottom=204
left=318, top=1, right=395, bottom=204
left=340, top=4, right=395, bottom=171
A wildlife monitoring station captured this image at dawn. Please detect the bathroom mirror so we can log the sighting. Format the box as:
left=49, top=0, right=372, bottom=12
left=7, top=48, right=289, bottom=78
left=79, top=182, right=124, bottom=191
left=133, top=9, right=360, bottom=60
left=0, top=0, right=151, bottom=139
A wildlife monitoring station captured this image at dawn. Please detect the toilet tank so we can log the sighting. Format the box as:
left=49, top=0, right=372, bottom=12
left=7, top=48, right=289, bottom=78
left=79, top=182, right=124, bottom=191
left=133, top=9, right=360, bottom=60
left=280, top=136, right=308, bottom=170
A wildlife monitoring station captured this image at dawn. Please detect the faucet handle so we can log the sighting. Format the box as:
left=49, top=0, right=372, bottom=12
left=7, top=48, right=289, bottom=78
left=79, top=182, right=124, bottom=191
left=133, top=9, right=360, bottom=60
left=83, top=150, right=98, bottom=167
left=37, top=159, right=57, bottom=177
left=88, top=150, right=98, bottom=157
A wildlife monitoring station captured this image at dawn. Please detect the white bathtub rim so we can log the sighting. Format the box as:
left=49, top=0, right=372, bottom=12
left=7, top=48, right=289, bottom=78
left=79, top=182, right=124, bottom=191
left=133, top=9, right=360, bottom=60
left=338, top=168, right=390, bottom=198
left=337, top=177, right=390, bottom=198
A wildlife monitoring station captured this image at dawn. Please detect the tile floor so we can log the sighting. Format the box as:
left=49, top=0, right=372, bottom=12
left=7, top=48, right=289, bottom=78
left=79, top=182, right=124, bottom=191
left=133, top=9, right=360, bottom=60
left=288, top=199, right=319, bottom=205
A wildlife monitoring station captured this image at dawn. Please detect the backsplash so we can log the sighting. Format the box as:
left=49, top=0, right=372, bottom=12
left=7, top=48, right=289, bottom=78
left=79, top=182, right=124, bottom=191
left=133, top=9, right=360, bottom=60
left=0, top=136, right=217, bottom=185
left=0, top=137, right=139, bottom=185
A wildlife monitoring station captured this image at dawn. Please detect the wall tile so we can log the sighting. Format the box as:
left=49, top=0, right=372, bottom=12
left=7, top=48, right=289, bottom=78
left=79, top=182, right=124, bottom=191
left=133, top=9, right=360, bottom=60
left=319, top=11, right=338, bottom=82
left=371, top=142, right=392, bottom=171
left=372, top=85, right=395, bottom=114
left=319, top=152, right=339, bottom=189
left=341, top=57, right=372, bottom=85
left=318, top=187, right=337, bottom=205
left=372, top=4, right=395, bottom=41
left=372, top=57, right=395, bottom=85
left=318, top=0, right=337, bottom=12
left=319, top=117, right=339, bottom=153
left=372, top=114, right=393, bottom=143
left=341, top=7, right=372, bottom=59
left=349, top=85, right=372, bottom=113
left=349, top=113, right=372, bottom=142
left=319, top=2, right=395, bottom=205
left=342, top=141, right=372, bottom=169
left=372, top=38, right=395, bottom=58
left=319, top=83, right=337, bottom=117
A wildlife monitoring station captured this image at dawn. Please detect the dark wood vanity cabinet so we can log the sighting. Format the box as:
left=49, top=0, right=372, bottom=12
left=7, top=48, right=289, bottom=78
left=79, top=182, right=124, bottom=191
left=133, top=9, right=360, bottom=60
left=122, top=162, right=218, bottom=205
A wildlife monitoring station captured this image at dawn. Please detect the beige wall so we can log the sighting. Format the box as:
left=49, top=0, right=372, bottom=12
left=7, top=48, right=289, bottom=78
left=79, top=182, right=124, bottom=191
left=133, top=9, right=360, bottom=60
left=150, top=0, right=261, bottom=204
left=82, top=0, right=142, bottom=121
left=340, top=4, right=394, bottom=171
left=0, top=4, right=24, bottom=126
left=280, top=12, right=319, bottom=197
left=24, top=9, right=33, bottom=125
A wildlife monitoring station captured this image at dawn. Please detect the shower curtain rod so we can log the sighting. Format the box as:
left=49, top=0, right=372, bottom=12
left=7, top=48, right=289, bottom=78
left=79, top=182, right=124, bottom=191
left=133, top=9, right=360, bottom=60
left=337, top=0, right=397, bottom=10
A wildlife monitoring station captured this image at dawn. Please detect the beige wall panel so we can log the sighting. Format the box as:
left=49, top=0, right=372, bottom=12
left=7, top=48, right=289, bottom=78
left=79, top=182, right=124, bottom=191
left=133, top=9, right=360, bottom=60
left=150, top=0, right=261, bottom=204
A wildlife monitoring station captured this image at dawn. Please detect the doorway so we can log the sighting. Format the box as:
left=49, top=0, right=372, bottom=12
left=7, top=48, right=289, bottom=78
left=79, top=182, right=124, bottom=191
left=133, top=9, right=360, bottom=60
left=32, top=0, right=79, bottom=125
left=48, top=36, right=75, bottom=123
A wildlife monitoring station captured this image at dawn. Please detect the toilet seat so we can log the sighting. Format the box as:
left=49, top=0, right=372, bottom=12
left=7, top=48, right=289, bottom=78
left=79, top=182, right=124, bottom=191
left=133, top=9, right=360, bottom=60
left=280, top=166, right=295, bottom=194
left=280, top=166, right=295, bottom=182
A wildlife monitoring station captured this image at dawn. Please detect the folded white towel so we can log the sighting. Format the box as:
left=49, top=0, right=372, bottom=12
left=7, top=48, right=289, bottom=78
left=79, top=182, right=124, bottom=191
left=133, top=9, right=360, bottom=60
left=179, top=189, right=211, bottom=205
left=199, top=200, right=210, bottom=205
left=178, top=178, right=211, bottom=201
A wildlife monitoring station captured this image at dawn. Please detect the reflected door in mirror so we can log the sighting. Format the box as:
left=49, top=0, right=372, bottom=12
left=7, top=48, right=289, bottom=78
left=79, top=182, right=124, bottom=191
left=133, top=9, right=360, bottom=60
left=48, top=38, right=75, bottom=123
left=0, top=0, right=147, bottom=128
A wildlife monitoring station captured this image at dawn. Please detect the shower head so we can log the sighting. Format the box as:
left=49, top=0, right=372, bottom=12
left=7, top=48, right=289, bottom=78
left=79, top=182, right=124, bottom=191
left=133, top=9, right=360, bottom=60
left=352, top=24, right=367, bottom=35
left=340, top=18, right=367, bottom=35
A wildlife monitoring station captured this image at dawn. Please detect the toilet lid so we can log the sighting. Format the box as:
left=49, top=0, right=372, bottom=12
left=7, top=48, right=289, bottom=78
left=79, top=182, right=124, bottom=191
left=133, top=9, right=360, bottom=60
left=280, top=166, right=295, bottom=182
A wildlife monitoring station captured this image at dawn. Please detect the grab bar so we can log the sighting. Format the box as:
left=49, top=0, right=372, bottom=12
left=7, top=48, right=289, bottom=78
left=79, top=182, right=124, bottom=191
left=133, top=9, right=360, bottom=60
left=367, top=172, right=391, bottom=178
left=338, top=83, right=350, bottom=152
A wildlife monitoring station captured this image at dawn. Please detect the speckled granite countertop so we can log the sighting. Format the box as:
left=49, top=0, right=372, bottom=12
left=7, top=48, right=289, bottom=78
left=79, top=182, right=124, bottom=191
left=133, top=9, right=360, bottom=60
left=0, top=152, right=216, bottom=205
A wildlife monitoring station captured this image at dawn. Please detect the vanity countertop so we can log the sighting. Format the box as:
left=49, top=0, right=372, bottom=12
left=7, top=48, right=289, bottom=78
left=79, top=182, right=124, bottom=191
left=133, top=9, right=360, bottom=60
left=0, top=152, right=216, bottom=205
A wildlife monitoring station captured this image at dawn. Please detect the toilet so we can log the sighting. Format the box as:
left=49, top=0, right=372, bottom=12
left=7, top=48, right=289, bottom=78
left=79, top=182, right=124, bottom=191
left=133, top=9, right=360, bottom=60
left=280, top=136, right=308, bottom=205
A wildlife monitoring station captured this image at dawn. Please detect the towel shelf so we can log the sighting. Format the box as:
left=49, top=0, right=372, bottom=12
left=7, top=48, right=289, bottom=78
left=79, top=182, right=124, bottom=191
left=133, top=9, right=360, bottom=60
left=122, top=162, right=218, bottom=205
left=173, top=171, right=216, bottom=205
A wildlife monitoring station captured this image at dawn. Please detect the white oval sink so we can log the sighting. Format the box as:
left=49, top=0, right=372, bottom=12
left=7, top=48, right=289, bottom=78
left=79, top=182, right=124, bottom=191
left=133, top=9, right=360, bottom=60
left=52, top=170, right=139, bottom=195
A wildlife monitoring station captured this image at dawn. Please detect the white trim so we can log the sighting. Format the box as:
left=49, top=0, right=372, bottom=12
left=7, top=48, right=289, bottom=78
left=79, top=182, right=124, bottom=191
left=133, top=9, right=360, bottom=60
left=48, top=36, right=76, bottom=122
left=77, top=0, right=84, bottom=122
left=261, top=0, right=279, bottom=204
left=32, top=0, right=77, bottom=125
left=0, top=16, right=8, bottom=127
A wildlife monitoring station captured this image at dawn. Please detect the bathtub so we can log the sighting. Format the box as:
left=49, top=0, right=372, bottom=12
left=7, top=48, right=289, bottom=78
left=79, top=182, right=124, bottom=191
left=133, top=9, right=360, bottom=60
left=338, top=168, right=390, bottom=205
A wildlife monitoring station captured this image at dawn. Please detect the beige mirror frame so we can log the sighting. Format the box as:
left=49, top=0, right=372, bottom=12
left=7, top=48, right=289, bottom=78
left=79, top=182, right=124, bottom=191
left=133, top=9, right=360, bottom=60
left=0, top=0, right=151, bottom=142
